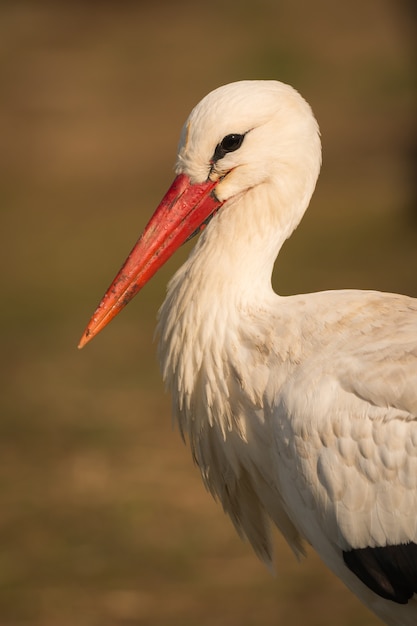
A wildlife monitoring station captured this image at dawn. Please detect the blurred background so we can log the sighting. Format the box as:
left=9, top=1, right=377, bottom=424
left=1, top=1, right=416, bottom=625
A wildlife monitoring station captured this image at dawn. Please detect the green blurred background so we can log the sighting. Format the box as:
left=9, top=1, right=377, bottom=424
left=1, top=1, right=416, bottom=625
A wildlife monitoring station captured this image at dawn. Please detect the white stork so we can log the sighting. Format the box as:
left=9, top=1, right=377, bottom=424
left=79, top=80, right=417, bottom=625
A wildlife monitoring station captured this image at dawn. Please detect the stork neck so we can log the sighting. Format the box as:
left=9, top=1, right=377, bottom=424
left=156, top=177, right=313, bottom=439
left=183, top=181, right=307, bottom=303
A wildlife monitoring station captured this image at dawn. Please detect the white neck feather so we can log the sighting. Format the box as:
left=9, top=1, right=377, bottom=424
left=157, top=159, right=318, bottom=438
left=156, top=177, right=317, bottom=562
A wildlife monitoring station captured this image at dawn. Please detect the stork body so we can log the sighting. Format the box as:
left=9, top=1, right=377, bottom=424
left=80, top=81, right=417, bottom=625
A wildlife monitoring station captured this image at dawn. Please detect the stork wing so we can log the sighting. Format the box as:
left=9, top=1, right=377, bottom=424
left=271, top=291, right=417, bottom=603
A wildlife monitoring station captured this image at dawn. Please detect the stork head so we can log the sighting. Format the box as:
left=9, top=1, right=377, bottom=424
left=78, top=80, right=321, bottom=348
left=177, top=80, right=321, bottom=204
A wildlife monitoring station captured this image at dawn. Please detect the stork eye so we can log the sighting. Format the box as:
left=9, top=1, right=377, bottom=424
left=221, top=134, right=244, bottom=152
left=212, top=133, right=245, bottom=162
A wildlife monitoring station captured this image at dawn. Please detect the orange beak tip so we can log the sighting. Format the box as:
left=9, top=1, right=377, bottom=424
left=77, top=330, right=90, bottom=350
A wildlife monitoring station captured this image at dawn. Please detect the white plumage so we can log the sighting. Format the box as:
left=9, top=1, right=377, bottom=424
left=80, top=80, right=417, bottom=625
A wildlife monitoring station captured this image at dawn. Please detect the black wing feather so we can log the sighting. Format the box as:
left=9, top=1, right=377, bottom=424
left=343, top=542, right=417, bottom=604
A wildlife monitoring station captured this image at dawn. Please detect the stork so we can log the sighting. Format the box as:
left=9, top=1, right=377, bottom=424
left=79, top=81, right=417, bottom=625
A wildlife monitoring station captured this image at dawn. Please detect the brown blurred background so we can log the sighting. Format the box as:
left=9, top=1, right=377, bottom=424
left=1, top=1, right=416, bottom=625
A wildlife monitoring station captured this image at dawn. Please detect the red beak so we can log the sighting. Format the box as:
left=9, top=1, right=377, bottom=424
left=78, top=173, right=222, bottom=348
